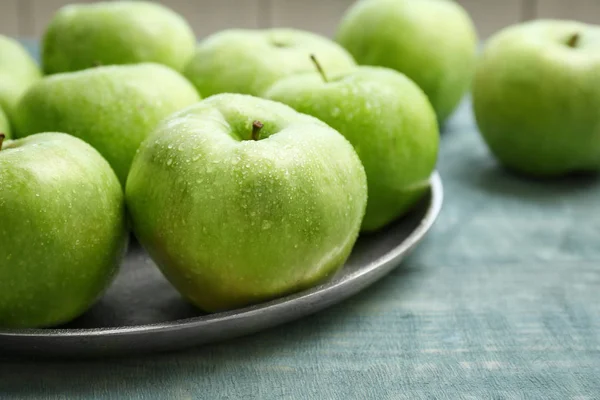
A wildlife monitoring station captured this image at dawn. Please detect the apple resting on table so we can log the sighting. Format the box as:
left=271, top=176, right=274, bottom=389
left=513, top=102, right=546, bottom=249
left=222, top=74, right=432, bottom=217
left=0, top=133, right=127, bottom=328
left=473, top=20, right=600, bottom=177
left=126, top=94, right=368, bottom=312
left=183, top=28, right=356, bottom=98
left=266, top=61, right=439, bottom=232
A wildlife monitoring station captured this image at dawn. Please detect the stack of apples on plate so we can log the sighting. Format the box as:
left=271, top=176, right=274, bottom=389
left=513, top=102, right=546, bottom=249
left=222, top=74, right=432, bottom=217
left=2, top=0, right=593, bottom=329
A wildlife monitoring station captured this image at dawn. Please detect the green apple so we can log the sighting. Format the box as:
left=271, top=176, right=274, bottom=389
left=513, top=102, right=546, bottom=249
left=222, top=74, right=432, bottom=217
left=0, top=132, right=127, bottom=328
left=336, top=0, right=478, bottom=122
left=43, top=1, right=196, bottom=74
left=265, top=64, right=439, bottom=231
left=15, top=63, right=200, bottom=185
left=0, top=107, right=10, bottom=139
left=0, top=35, right=41, bottom=130
left=183, top=28, right=356, bottom=97
left=126, top=94, right=367, bottom=312
left=473, top=20, right=600, bottom=176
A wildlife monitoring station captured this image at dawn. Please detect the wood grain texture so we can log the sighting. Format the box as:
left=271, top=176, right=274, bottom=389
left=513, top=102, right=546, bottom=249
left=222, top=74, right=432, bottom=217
left=1, top=94, right=599, bottom=398
left=0, top=0, right=21, bottom=36
left=268, top=0, right=354, bottom=37
left=534, top=0, right=600, bottom=24
left=456, top=0, right=524, bottom=39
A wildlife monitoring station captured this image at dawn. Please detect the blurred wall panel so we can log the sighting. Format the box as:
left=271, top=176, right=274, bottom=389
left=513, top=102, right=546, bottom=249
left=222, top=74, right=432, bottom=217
left=5, top=0, right=600, bottom=40
left=0, top=1, right=21, bottom=36
left=535, top=0, right=600, bottom=24
left=456, top=0, right=525, bottom=39
left=162, top=0, right=263, bottom=39
left=268, top=0, right=354, bottom=37
left=27, top=0, right=94, bottom=37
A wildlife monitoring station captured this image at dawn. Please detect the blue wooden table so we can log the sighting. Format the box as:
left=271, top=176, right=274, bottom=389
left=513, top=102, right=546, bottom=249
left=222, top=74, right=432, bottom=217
left=1, top=44, right=599, bottom=398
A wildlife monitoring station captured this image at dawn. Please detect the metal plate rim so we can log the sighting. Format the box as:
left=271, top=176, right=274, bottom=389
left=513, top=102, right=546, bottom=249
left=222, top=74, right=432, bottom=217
left=0, top=172, right=443, bottom=345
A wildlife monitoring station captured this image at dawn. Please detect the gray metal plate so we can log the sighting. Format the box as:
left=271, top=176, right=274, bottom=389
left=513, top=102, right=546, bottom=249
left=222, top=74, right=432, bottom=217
left=0, top=173, right=443, bottom=358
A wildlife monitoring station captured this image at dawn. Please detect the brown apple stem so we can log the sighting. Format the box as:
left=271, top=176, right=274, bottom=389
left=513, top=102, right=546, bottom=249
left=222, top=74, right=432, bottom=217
left=567, top=33, right=580, bottom=48
left=310, top=54, right=328, bottom=83
left=251, top=120, right=264, bottom=141
left=0, top=133, right=5, bottom=151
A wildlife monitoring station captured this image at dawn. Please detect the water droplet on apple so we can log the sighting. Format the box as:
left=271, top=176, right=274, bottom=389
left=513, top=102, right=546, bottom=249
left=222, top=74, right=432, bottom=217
left=262, top=220, right=272, bottom=230
left=167, top=159, right=173, bottom=166
left=167, top=144, right=173, bottom=149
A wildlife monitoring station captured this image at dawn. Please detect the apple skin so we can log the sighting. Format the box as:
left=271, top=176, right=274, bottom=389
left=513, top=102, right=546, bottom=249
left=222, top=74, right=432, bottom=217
left=42, top=1, right=196, bottom=74
left=0, top=35, right=41, bottom=131
left=336, top=0, right=477, bottom=122
left=0, top=133, right=127, bottom=328
left=265, top=66, right=439, bottom=232
left=183, top=29, right=356, bottom=98
left=0, top=107, right=10, bottom=139
left=126, top=94, right=368, bottom=312
left=15, top=63, right=200, bottom=185
left=473, top=20, right=600, bottom=177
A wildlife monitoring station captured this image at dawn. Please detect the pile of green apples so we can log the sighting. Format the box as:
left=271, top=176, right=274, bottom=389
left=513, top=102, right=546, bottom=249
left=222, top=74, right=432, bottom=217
left=1, top=0, right=592, bottom=329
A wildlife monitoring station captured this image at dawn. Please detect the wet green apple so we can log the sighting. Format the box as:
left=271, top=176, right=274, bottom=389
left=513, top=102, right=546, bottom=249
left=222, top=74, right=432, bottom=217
left=266, top=64, right=439, bottom=231
left=0, top=35, right=41, bottom=130
left=474, top=20, right=600, bottom=176
left=15, top=63, right=200, bottom=184
left=126, top=94, right=367, bottom=312
left=43, top=1, right=196, bottom=74
left=0, top=132, right=127, bottom=328
left=0, top=107, right=10, bottom=139
left=336, top=0, right=477, bottom=122
left=183, top=28, right=356, bottom=97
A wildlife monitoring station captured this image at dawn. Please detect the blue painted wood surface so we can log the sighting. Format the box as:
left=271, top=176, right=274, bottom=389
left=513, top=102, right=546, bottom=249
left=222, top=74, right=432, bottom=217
left=1, top=42, right=599, bottom=399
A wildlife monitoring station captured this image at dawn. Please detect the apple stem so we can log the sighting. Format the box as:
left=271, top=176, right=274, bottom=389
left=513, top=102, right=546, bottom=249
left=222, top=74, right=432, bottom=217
left=0, top=133, right=5, bottom=151
left=310, top=54, right=328, bottom=83
left=567, top=33, right=580, bottom=48
left=251, top=120, right=264, bottom=141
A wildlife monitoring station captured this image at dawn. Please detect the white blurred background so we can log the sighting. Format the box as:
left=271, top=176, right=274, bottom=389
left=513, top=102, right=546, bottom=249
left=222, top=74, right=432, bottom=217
left=0, top=0, right=599, bottom=40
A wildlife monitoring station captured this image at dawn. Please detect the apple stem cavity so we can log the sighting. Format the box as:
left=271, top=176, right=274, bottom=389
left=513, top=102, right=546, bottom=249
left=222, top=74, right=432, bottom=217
left=251, top=120, right=264, bottom=141
left=0, top=133, right=5, bottom=151
left=567, top=33, right=580, bottom=48
left=310, top=54, right=328, bottom=83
